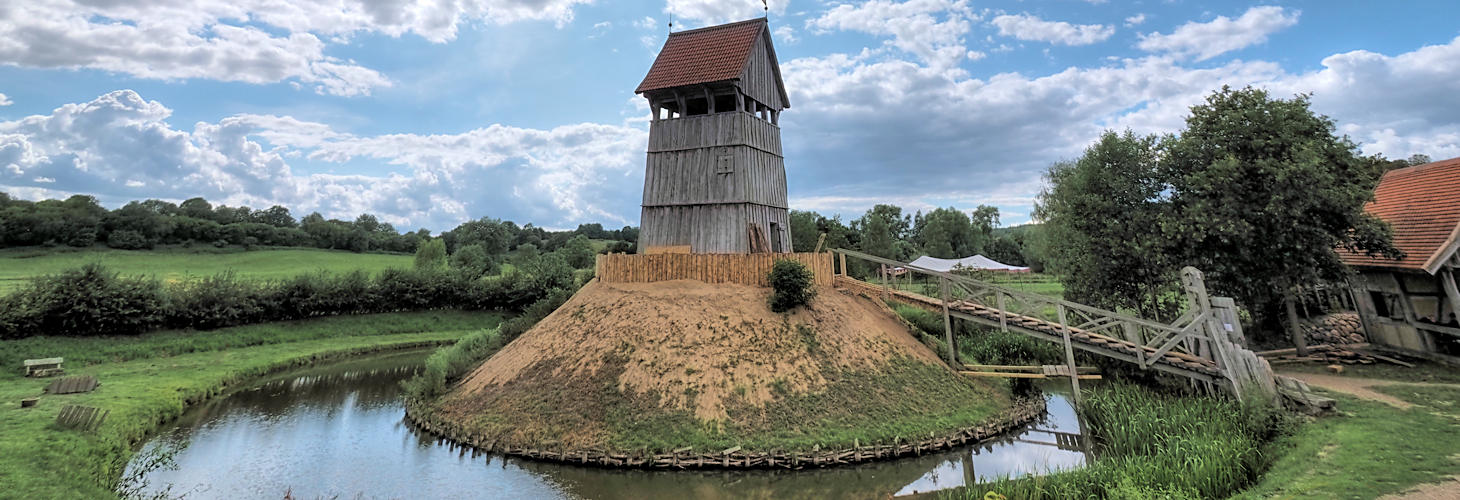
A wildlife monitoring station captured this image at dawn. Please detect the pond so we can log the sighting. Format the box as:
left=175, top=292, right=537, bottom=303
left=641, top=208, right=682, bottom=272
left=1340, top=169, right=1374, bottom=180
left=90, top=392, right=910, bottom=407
left=125, top=350, right=1090, bottom=499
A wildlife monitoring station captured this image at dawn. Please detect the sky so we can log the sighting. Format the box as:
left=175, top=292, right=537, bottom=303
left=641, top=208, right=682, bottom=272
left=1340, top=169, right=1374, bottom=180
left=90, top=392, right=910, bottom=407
left=1, top=1, right=1458, bottom=232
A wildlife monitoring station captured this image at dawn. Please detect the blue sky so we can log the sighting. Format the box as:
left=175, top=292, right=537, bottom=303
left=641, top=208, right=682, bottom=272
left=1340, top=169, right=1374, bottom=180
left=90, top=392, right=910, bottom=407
left=1, top=1, right=1458, bottom=232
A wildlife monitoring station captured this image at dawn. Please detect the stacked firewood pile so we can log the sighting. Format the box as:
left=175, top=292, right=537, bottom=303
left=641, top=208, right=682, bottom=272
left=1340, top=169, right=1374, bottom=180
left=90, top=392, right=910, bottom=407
left=1267, top=343, right=1377, bottom=365
left=1300, top=312, right=1366, bottom=345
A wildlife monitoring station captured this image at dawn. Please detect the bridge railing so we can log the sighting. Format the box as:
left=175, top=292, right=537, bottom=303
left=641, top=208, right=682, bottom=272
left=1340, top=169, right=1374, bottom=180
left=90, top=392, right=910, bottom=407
left=830, top=248, right=1274, bottom=399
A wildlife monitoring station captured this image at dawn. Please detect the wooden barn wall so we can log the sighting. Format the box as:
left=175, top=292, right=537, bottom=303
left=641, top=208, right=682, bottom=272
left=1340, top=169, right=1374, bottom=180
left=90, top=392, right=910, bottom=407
left=642, top=146, right=787, bottom=207
left=647, top=112, right=781, bottom=155
left=639, top=203, right=792, bottom=254
left=596, top=252, right=833, bottom=287
left=737, top=31, right=786, bottom=110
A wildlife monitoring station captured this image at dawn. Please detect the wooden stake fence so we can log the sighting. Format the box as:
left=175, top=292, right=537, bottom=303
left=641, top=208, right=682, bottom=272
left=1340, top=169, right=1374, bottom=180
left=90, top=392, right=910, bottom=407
left=596, top=252, right=834, bottom=287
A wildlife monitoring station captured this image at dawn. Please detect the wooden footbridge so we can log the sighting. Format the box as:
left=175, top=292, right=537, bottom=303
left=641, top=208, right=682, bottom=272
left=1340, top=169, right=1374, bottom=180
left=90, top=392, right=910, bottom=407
left=830, top=249, right=1276, bottom=399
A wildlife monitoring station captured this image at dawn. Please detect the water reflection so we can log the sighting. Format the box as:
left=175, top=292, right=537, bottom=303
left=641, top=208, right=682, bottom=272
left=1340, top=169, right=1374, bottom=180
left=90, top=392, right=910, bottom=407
left=129, top=351, right=1089, bottom=499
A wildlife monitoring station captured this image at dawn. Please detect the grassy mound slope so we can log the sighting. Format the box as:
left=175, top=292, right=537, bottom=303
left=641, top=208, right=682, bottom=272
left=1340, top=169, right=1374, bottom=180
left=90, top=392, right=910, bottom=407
left=429, top=280, right=1012, bottom=453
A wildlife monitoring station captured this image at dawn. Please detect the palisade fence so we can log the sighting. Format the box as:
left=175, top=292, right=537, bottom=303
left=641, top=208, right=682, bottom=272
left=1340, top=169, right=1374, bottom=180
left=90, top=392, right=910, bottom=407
left=595, top=252, right=834, bottom=287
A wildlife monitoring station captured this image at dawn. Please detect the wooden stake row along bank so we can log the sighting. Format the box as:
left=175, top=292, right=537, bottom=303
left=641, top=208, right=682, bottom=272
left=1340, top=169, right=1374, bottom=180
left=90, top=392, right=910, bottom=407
left=404, top=397, right=1044, bottom=470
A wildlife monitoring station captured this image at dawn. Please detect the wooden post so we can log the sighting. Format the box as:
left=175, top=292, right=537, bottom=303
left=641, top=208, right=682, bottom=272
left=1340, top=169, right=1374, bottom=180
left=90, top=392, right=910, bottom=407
left=1441, top=270, right=1460, bottom=323
left=839, top=252, right=847, bottom=277
left=1057, top=304, right=1081, bottom=406
left=996, top=291, right=1008, bottom=332
left=1285, top=293, right=1308, bottom=356
left=940, top=276, right=957, bottom=365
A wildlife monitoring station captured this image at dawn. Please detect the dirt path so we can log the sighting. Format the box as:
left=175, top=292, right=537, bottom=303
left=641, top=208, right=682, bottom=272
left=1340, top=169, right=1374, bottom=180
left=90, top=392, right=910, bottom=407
left=1278, top=372, right=1417, bottom=409
left=1380, top=475, right=1460, bottom=499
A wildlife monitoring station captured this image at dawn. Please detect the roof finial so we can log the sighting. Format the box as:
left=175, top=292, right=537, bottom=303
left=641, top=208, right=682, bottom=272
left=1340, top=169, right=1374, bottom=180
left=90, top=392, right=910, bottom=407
left=762, top=0, right=769, bottom=18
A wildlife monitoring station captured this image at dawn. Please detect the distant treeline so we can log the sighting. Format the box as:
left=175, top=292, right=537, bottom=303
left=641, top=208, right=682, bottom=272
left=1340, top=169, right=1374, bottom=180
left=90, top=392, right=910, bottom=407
left=0, top=193, right=638, bottom=256
left=788, top=205, right=1046, bottom=272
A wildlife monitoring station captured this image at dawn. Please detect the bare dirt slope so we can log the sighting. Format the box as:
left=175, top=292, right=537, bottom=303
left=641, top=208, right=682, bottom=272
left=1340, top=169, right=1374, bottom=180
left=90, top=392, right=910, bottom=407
left=431, top=279, right=1009, bottom=452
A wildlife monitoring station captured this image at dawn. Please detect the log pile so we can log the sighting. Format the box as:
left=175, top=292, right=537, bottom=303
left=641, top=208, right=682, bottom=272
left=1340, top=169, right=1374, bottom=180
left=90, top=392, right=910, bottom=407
left=1266, top=343, right=1377, bottom=365
left=1300, top=313, right=1365, bottom=345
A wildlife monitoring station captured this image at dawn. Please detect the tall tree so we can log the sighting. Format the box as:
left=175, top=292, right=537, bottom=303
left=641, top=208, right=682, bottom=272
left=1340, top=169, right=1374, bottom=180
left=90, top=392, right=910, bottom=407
left=1163, top=86, right=1400, bottom=338
left=1037, top=130, right=1177, bottom=318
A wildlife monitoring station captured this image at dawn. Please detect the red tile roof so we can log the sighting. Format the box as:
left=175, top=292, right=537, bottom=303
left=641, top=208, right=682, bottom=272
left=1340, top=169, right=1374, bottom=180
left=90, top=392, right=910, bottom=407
left=635, top=18, right=766, bottom=94
left=1340, top=156, right=1460, bottom=273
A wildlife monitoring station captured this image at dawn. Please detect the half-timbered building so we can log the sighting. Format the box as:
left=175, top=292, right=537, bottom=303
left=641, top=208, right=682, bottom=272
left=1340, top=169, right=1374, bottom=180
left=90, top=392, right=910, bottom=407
left=1342, top=156, right=1460, bottom=361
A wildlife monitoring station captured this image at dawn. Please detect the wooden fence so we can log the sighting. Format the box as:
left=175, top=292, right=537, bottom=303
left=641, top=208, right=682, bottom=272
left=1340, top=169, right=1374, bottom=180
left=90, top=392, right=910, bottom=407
left=595, top=252, right=835, bottom=287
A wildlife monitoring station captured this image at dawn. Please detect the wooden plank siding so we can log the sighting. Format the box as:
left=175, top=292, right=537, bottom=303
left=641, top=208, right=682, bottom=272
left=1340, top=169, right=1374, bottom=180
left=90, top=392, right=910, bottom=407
left=646, top=112, right=782, bottom=155
left=596, top=252, right=833, bottom=287
left=639, top=203, right=791, bottom=254
left=642, top=147, right=787, bottom=207
left=736, top=30, right=788, bottom=110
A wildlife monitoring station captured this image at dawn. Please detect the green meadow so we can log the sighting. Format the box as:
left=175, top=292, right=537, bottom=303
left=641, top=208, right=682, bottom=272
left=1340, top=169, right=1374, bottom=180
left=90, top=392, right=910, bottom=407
left=0, top=246, right=413, bottom=292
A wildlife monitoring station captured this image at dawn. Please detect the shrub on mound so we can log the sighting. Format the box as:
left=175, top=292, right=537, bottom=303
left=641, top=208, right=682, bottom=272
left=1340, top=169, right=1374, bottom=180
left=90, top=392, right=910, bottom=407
left=767, top=259, right=816, bottom=312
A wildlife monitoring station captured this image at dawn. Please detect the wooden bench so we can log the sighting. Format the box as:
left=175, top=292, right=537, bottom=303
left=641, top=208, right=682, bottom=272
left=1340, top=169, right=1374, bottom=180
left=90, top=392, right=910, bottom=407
left=23, top=358, right=63, bottom=377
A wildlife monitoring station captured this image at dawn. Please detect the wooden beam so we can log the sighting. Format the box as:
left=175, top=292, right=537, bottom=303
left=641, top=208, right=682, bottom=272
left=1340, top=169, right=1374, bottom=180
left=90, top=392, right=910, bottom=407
left=959, top=371, right=1104, bottom=380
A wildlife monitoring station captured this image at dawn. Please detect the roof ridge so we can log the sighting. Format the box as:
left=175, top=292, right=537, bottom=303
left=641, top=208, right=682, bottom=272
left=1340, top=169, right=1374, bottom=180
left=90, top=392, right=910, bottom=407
left=667, top=18, right=766, bottom=37
left=1383, top=155, right=1460, bottom=178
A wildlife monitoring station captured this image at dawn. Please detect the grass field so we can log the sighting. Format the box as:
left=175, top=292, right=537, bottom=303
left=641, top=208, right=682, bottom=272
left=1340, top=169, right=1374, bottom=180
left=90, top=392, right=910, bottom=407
left=1233, top=380, right=1460, bottom=498
left=0, top=246, right=413, bottom=292
left=0, top=310, right=503, bottom=498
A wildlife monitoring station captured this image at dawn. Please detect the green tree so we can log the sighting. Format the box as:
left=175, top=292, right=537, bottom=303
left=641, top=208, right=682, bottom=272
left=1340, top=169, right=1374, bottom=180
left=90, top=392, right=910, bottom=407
left=1162, top=86, right=1400, bottom=336
left=789, top=210, right=821, bottom=252
left=985, top=236, right=1025, bottom=266
left=450, top=243, right=497, bottom=279
left=414, top=238, right=448, bottom=270
left=853, top=204, right=909, bottom=259
left=559, top=235, right=597, bottom=269
left=1036, top=130, right=1177, bottom=318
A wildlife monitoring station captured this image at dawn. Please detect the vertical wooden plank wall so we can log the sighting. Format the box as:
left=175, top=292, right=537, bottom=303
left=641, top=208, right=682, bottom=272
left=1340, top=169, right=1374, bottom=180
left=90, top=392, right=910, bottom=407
left=596, top=253, right=834, bottom=287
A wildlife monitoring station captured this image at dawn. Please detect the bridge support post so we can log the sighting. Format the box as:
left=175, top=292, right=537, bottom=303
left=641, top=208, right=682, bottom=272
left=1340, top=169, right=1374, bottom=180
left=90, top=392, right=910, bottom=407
left=1057, top=304, right=1082, bottom=406
left=939, top=276, right=957, bottom=366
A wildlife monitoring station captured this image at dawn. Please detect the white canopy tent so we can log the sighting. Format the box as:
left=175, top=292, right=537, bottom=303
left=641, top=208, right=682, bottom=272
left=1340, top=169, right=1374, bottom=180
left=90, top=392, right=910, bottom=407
left=905, top=254, right=1030, bottom=273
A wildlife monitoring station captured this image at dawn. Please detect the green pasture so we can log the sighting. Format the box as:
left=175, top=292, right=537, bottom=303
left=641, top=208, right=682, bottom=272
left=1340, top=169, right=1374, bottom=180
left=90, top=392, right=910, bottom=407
left=0, top=247, right=412, bottom=292
left=0, top=310, right=502, bottom=498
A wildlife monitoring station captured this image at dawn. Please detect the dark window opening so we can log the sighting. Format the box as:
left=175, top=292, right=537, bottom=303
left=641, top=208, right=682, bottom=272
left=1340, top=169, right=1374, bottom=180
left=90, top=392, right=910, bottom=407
left=685, top=98, right=709, bottom=116
left=714, top=94, right=738, bottom=113
left=770, top=222, right=783, bottom=253
left=1369, top=290, right=1400, bottom=320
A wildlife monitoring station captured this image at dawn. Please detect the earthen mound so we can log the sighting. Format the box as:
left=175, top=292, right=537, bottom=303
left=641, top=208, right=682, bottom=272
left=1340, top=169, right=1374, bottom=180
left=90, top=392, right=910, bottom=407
left=424, top=279, right=1013, bottom=454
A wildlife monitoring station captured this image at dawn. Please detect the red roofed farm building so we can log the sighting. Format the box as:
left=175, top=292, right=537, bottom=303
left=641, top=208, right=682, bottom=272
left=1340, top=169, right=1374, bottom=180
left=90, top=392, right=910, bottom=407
left=1341, top=156, right=1460, bottom=361
left=634, top=18, right=793, bottom=254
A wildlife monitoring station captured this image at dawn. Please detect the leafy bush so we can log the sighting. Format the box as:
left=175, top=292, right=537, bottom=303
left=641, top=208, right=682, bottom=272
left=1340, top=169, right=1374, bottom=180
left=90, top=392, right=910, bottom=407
left=414, top=238, right=448, bottom=270
left=0, top=263, right=162, bottom=338
left=767, top=259, right=816, bottom=312
left=402, top=327, right=506, bottom=400
left=449, top=243, right=497, bottom=279
left=106, top=230, right=151, bottom=250
left=0, top=255, right=584, bottom=339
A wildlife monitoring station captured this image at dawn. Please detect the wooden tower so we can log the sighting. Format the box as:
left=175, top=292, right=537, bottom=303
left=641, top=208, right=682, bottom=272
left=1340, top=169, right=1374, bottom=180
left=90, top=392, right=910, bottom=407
left=635, top=18, right=792, bottom=254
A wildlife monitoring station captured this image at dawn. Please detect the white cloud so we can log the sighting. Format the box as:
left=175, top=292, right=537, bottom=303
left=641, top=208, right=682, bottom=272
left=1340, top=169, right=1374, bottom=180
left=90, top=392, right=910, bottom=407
left=665, top=0, right=788, bottom=27
left=1125, top=14, right=1146, bottom=27
left=0, top=93, right=10, bottom=106
left=807, top=0, right=978, bottom=69
left=778, top=28, right=1460, bottom=223
left=0, top=90, right=647, bottom=229
left=1138, top=6, right=1300, bottom=61
left=775, top=25, right=799, bottom=44
left=991, top=14, right=1114, bottom=46
left=0, top=0, right=593, bottom=96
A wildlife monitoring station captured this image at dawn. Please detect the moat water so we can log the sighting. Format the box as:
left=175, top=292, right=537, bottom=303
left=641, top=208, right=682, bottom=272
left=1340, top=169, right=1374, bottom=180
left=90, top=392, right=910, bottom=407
left=125, top=350, right=1089, bottom=499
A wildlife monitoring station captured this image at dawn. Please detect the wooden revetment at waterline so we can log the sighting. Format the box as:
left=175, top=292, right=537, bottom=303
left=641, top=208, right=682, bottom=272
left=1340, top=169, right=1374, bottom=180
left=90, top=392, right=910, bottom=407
left=636, top=18, right=793, bottom=254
